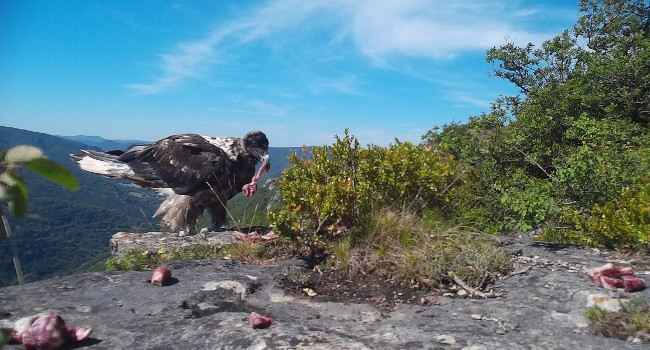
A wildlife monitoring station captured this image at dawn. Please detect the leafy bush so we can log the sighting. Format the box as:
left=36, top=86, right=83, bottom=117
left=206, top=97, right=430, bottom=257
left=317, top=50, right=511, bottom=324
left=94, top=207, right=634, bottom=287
left=497, top=172, right=557, bottom=232
left=541, top=181, right=650, bottom=250
left=271, top=130, right=457, bottom=249
left=270, top=131, right=370, bottom=248
left=554, top=125, right=649, bottom=207
left=269, top=130, right=512, bottom=288
left=0, top=145, right=78, bottom=286
left=367, top=141, right=457, bottom=210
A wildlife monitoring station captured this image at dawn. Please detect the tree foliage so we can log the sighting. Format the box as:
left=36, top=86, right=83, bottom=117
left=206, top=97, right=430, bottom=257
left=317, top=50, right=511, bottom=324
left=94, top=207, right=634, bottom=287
left=423, top=0, right=650, bottom=249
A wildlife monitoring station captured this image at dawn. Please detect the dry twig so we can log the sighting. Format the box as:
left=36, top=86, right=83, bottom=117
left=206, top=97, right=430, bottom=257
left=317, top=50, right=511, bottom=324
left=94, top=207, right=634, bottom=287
left=450, top=272, right=494, bottom=298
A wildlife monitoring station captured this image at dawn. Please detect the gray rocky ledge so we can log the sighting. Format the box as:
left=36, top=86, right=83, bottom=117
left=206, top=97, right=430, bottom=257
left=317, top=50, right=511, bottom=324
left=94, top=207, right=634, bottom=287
left=1, top=236, right=649, bottom=349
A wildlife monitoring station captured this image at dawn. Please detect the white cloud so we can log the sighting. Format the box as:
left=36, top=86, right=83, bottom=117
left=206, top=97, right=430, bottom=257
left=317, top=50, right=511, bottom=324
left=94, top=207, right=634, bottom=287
left=126, top=28, right=230, bottom=94
left=248, top=99, right=289, bottom=116
left=445, top=91, right=494, bottom=109
left=127, top=0, right=558, bottom=94
left=211, top=96, right=290, bottom=117
left=317, top=55, right=345, bottom=63
left=348, top=0, right=551, bottom=65
left=309, top=74, right=360, bottom=95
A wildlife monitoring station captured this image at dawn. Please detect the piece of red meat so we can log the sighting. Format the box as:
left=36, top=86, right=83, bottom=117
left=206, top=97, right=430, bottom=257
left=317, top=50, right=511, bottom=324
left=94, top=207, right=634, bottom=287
left=599, top=275, right=625, bottom=290
left=151, top=267, right=172, bottom=286
left=12, top=314, right=92, bottom=350
left=588, top=263, right=645, bottom=292
left=21, top=314, right=67, bottom=350
left=67, top=327, right=93, bottom=342
left=232, top=231, right=278, bottom=242
left=589, top=263, right=631, bottom=280
left=247, top=312, right=274, bottom=329
left=622, top=275, right=646, bottom=292
left=11, top=315, right=38, bottom=343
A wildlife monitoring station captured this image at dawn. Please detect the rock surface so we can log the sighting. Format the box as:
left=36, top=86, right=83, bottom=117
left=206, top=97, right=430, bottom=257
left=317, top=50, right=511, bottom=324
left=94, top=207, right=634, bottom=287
left=1, top=236, right=649, bottom=349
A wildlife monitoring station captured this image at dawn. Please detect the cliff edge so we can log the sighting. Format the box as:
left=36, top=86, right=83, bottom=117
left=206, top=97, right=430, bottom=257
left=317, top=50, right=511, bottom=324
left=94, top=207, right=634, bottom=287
left=1, top=236, right=649, bottom=349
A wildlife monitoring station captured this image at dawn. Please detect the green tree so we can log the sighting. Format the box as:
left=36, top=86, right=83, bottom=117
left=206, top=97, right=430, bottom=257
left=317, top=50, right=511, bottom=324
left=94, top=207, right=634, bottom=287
left=423, top=0, right=650, bottom=246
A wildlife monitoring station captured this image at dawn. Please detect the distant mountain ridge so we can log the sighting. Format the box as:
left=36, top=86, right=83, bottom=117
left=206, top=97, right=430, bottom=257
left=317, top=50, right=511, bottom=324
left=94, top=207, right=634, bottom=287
left=59, top=135, right=152, bottom=152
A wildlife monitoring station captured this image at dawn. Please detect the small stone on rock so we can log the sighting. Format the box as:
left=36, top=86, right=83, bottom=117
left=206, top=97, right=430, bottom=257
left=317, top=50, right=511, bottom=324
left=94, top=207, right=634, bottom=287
left=437, top=334, right=456, bottom=344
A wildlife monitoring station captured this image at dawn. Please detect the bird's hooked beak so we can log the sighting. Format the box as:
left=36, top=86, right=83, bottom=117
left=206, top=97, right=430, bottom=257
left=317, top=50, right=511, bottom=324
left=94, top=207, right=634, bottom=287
left=260, top=153, right=271, bottom=174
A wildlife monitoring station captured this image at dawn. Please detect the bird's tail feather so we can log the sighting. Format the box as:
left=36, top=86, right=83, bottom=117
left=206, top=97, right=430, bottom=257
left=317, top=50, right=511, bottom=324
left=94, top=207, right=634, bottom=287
left=70, top=150, right=136, bottom=178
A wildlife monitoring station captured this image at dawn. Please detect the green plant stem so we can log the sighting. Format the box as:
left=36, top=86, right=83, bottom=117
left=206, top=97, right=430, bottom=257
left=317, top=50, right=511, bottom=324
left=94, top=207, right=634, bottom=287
left=2, top=214, right=25, bottom=284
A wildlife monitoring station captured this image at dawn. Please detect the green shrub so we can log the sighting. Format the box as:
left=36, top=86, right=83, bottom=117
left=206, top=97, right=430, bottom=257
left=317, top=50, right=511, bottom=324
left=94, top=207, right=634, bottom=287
left=270, top=131, right=371, bottom=248
left=541, top=181, right=650, bottom=250
left=366, top=141, right=457, bottom=210
left=1, top=145, right=78, bottom=236
left=498, top=172, right=558, bottom=232
left=270, top=130, right=458, bottom=249
left=553, top=139, right=649, bottom=207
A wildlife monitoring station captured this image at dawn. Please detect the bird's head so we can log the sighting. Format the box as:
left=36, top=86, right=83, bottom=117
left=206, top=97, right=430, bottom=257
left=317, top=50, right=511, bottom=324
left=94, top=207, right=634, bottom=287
left=243, top=130, right=270, bottom=168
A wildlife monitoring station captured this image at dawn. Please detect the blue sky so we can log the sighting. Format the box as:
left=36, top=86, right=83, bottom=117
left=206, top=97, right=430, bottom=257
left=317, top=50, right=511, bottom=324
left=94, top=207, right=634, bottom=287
left=1, top=0, right=579, bottom=147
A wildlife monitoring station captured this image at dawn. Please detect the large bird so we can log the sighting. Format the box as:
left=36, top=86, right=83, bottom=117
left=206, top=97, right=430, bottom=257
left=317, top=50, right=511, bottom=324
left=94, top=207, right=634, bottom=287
left=71, top=131, right=270, bottom=234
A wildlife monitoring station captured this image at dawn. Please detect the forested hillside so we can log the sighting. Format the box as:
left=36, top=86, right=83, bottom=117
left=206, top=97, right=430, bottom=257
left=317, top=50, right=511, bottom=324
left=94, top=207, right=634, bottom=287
left=0, top=126, right=163, bottom=286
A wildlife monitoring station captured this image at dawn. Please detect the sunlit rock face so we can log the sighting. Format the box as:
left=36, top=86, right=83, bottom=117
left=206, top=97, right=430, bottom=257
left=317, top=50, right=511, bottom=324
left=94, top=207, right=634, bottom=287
left=1, top=237, right=649, bottom=349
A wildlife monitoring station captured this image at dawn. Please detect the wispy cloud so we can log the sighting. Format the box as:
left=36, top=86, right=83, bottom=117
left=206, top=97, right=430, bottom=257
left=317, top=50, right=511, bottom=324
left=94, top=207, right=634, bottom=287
left=127, top=0, right=558, bottom=94
left=347, top=0, right=553, bottom=66
left=309, top=74, right=361, bottom=95
left=445, top=91, right=494, bottom=109
left=210, top=96, right=290, bottom=117
left=126, top=27, right=233, bottom=94
left=127, top=0, right=332, bottom=94
left=317, top=55, right=345, bottom=63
